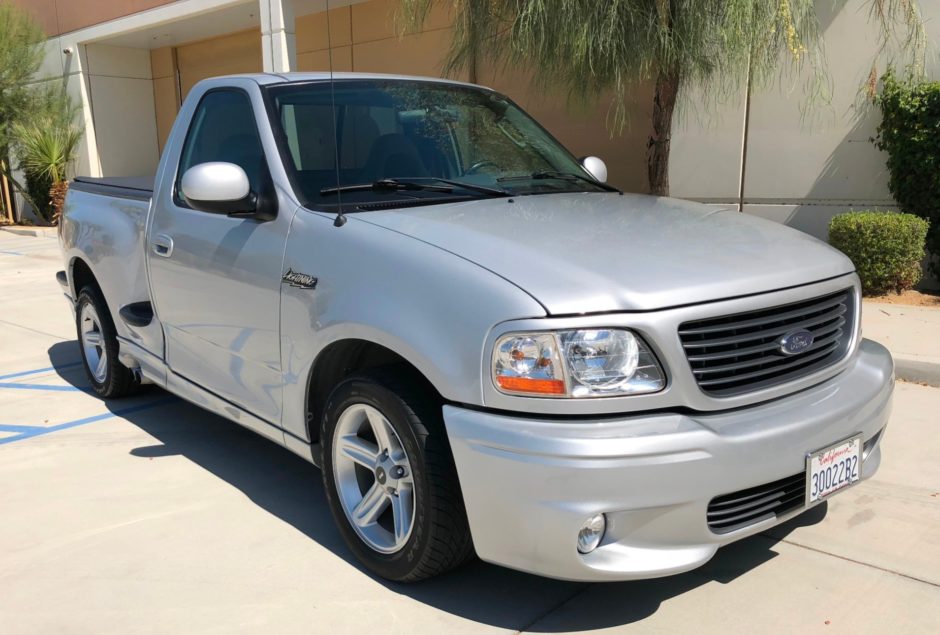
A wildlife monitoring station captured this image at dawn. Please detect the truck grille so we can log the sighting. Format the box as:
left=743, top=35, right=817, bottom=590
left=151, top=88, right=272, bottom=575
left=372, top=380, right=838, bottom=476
left=707, top=472, right=805, bottom=534
left=678, top=289, right=854, bottom=397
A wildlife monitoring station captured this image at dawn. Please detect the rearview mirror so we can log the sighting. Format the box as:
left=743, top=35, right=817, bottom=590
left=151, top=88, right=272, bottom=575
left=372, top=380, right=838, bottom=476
left=180, top=162, right=255, bottom=215
left=580, top=156, right=608, bottom=183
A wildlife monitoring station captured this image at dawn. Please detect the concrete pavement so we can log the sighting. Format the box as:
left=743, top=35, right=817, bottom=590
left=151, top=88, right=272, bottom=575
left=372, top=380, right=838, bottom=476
left=1, top=230, right=938, bottom=633
left=862, top=301, right=940, bottom=386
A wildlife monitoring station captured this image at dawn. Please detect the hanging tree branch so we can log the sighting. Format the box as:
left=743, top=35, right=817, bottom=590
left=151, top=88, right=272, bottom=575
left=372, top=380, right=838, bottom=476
left=399, top=0, right=926, bottom=194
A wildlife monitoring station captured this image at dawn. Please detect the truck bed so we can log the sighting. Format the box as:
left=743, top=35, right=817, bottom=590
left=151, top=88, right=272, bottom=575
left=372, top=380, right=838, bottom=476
left=71, top=176, right=154, bottom=201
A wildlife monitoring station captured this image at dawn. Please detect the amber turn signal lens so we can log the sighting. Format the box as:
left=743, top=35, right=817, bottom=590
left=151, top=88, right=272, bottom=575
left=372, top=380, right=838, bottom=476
left=496, top=376, right=566, bottom=395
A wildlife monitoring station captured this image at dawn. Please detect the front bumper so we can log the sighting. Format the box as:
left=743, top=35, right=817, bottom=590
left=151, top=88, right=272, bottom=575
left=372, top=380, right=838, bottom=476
left=443, top=339, right=893, bottom=582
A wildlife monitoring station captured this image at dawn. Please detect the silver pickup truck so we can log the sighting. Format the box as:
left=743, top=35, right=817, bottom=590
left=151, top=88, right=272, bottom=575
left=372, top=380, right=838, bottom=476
left=58, top=73, right=893, bottom=583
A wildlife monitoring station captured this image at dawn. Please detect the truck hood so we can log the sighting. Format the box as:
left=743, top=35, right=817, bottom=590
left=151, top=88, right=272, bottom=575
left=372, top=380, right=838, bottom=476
left=361, top=192, right=855, bottom=314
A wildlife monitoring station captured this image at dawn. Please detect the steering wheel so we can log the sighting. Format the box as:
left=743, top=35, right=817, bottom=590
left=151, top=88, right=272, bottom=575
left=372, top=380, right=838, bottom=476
left=464, top=160, right=499, bottom=175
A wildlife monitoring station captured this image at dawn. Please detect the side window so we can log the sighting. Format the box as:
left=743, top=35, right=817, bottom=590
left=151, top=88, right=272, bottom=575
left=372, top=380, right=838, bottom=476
left=176, top=90, right=266, bottom=204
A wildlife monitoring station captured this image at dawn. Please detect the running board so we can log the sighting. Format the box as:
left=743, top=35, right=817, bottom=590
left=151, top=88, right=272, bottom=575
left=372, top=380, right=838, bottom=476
left=119, top=301, right=154, bottom=327
left=115, top=336, right=319, bottom=468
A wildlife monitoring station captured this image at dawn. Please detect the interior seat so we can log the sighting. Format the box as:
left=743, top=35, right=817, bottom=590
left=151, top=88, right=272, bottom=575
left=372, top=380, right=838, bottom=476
left=362, top=134, right=429, bottom=182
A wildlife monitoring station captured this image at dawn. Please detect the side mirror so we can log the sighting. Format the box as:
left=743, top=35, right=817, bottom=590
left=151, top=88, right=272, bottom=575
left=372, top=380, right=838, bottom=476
left=580, top=156, right=608, bottom=183
left=180, top=162, right=256, bottom=215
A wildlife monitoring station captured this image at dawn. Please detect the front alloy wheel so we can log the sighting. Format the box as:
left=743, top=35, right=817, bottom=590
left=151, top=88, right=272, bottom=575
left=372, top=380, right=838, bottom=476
left=332, top=403, right=416, bottom=553
left=321, top=368, right=473, bottom=582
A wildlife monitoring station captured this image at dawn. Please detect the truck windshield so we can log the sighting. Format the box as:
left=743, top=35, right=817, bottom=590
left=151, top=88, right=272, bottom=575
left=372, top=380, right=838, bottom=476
left=264, top=79, right=611, bottom=209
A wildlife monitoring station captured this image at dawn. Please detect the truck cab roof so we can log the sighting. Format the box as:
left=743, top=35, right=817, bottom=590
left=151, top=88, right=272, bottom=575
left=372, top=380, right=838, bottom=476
left=198, top=71, right=489, bottom=91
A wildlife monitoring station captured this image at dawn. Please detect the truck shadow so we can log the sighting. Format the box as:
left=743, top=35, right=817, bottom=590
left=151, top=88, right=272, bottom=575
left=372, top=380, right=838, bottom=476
left=48, top=340, right=828, bottom=632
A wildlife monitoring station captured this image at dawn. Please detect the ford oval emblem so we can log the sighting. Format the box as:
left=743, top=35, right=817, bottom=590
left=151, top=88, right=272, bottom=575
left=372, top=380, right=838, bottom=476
left=779, top=329, right=815, bottom=356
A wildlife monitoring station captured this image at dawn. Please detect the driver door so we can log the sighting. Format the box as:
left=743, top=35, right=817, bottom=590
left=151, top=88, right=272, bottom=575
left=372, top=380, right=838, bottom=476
left=147, top=87, right=289, bottom=424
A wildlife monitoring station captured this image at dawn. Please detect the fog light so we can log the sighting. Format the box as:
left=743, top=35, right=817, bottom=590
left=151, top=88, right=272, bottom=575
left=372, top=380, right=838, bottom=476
left=577, top=513, right=606, bottom=554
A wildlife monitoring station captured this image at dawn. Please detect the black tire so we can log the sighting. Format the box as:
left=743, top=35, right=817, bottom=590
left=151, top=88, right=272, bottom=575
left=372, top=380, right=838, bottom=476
left=320, top=367, right=474, bottom=582
left=75, top=285, right=140, bottom=399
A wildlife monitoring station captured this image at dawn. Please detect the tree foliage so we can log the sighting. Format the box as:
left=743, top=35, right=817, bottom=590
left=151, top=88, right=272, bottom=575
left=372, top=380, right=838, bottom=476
left=0, top=3, right=83, bottom=223
left=875, top=69, right=940, bottom=277
left=0, top=2, right=46, bottom=155
left=400, top=1, right=926, bottom=194
left=0, top=2, right=53, bottom=219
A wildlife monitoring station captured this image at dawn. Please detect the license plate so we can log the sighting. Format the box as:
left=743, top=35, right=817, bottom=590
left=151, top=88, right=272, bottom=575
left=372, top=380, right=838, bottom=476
left=806, top=435, right=862, bottom=504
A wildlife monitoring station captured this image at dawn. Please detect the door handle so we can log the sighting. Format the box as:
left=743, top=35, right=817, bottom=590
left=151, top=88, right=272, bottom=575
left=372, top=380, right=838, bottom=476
left=152, top=234, right=174, bottom=258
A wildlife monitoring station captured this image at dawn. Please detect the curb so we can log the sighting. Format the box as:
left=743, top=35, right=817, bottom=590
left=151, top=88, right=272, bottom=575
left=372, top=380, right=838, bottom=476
left=0, top=226, right=57, bottom=238
left=894, top=354, right=940, bottom=387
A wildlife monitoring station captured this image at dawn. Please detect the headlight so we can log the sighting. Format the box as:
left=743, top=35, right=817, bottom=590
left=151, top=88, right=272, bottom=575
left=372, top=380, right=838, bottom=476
left=494, top=333, right=565, bottom=396
left=493, top=329, right=665, bottom=398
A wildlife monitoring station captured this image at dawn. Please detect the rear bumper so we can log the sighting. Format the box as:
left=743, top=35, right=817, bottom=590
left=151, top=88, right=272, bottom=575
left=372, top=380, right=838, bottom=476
left=443, top=339, right=893, bottom=582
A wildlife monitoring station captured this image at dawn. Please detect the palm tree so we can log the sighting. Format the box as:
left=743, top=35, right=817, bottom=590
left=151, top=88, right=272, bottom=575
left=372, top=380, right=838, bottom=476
left=12, top=89, right=82, bottom=224
left=400, top=0, right=925, bottom=196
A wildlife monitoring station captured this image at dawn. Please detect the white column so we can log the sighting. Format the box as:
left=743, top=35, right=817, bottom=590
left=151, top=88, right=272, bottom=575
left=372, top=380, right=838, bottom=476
left=260, top=0, right=296, bottom=73
left=68, top=45, right=104, bottom=178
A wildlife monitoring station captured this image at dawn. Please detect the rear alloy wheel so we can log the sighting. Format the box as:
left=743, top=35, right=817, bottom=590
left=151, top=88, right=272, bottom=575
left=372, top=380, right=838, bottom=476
left=75, top=286, right=139, bottom=399
left=321, top=368, right=473, bottom=581
left=80, top=301, right=108, bottom=384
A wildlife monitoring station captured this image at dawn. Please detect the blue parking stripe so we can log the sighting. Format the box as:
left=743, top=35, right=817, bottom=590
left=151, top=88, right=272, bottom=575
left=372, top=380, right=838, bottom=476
left=0, top=382, right=83, bottom=392
left=0, top=249, right=25, bottom=256
left=0, top=362, right=83, bottom=381
left=0, top=424, right=44, bottom=433
left=0, top=398, right=176, bottom=445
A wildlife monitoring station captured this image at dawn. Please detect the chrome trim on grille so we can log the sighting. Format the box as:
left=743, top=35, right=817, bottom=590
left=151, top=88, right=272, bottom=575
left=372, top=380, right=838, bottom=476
left=679, top=289, right=854, bottom=397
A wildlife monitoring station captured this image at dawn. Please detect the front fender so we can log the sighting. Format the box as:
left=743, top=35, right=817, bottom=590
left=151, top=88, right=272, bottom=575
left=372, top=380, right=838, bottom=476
left=279, top=209, right=546, bottom=442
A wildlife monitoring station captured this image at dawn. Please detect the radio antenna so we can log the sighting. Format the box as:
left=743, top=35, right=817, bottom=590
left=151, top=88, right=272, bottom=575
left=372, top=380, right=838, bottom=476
left=325, top=0, right=346, bottom=227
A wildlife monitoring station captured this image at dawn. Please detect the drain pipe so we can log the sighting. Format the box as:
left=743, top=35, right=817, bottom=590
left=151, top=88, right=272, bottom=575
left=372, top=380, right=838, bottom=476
left=737, top=54, right=753, bottom=213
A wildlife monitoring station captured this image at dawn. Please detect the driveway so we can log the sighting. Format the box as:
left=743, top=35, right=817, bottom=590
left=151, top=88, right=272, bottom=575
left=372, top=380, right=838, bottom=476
left=1, top=229, right=938, bottom=633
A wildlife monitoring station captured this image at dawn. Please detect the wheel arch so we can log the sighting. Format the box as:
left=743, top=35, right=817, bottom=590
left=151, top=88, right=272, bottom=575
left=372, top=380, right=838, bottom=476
left=305, top=338, right=442, bottom=444
left=69, top=256, right=100, bottom=299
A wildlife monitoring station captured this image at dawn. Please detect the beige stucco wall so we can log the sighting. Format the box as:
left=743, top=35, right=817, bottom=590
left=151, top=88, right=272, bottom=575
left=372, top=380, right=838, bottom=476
left=176, top=28, right=263, bottom=97
left=150, top=47, right=177, bottom=154
left=85, top=44, right=161, bottom=177
left=295, top=1, right=456, bottom=77
left=10, top=0, right=179, bottom=36
left=150, top=28, right=263, bottom=151
left=670, top=0, right=940, bottom=238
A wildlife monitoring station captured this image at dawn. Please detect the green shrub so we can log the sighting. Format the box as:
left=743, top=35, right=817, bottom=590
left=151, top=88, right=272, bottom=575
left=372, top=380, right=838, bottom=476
left=828, top=211, right=928, bottom=296
left=875, top=70, right=940, bottom=277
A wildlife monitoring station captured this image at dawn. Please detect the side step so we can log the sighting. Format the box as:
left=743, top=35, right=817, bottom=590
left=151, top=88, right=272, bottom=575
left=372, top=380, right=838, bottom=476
left=119, top=301, right=154, bottom=327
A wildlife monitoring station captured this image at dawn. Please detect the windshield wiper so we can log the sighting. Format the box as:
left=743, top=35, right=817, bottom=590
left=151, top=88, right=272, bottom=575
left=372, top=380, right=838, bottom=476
left=320, top=178, right=454, bottom=196
left=321, top=177, right=512, bottom=198
left=497, top=171, right=621, bottom=193
left=407, top=177, right=513, bottom=197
